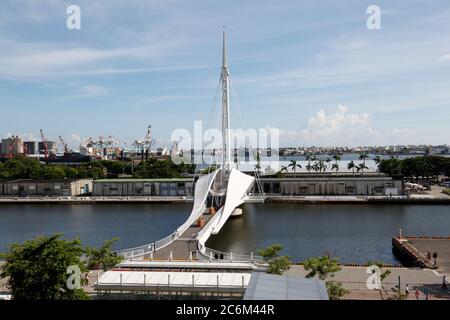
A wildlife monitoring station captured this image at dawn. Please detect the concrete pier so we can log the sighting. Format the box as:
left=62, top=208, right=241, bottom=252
left=393, top=236, right=450, bottom=273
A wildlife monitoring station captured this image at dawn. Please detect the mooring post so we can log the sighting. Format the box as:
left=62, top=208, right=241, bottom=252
left=192, top=274, right=195, bottom=287
left=120, top=273, right=123, bottom=286
left=217, top=274, right=220, bottom=288
left=96, top=273, right=99, bottom=285
left=209, top=251, right=212, bottom=262
left=230, top=251, right=233, bottom=262
left=189, top=251, right=193, bottom=261
left=169, top=251, right=173, bottom=261
left=150, top=251, right=153, bottom=261
left=242, top=275, right=245, bottom=288
left=168, top=274, right=171, bottom=287
left=250, top=252, right=254, bottom=262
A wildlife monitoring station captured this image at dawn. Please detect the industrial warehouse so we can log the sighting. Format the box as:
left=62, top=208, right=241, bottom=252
left=0, top=175, right=401, bottom=198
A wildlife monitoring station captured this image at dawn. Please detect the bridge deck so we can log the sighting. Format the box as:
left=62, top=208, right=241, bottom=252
left=147, top=212, right=214, bottom=260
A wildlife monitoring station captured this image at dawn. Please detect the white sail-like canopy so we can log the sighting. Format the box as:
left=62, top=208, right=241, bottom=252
left=211, top=169, right=255, bottom=235
left=176, top=169, right=219, bottom=235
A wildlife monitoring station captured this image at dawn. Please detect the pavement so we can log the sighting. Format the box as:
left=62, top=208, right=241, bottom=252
left=422, top=186, right=450, bottom=199
left=407, top=238, right=450, bottom=274
left=285, top=265, right=450, bottom=300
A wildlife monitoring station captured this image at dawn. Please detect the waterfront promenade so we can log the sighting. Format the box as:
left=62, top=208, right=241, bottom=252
left=285, top=265, right=449, bottom=300
left=1, top=193, right=449, bottom=204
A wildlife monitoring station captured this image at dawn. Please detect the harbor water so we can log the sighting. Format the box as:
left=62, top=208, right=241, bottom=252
left=0, top=203, right=449, bottom=264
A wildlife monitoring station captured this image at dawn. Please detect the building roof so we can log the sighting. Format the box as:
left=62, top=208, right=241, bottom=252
left=94, top=178, right=193, bottom=183
left=244, top=272, right=329, bottom=300
left=95, top=270, right=251, bottom=291
left=3, top=178, right=91, bottom=183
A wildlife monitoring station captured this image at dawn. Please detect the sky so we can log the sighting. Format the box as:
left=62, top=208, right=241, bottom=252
left=0, top=0, right=450, bottom=148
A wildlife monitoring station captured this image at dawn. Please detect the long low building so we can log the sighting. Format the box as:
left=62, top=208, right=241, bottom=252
left=0, top=179, right=93, bottom=197
left=253, top=174, right=402, bottom=196
left=92, top=174, right=402, bottom=197
left=93, top=178, right=194, bottom=197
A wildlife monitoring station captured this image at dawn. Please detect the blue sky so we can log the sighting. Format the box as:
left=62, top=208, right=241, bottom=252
left=1, top=0, right=450, bottom=147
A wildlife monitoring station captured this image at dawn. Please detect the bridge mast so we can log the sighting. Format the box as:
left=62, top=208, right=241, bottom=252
left=221, top=30, right=232, bottom=173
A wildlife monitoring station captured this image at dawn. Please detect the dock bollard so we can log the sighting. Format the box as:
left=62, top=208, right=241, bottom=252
left=169, top=251, right=173, bottom=261
left=251, top=252, right=254, bottom=262
left=96, top=273, right=99, bottom=285
left=209, top=252, right=212, bottom=262
left=150, top=252, right=153, bottom=261
left=217, top=274, right=219, bottom=288
left=192, top=274, right=195, bottom=287
left=242, top=275, right=245, bottom=288
left=189, top=251, right=193, bottom=261
left=144, top=274, right=146, bottom=286
left=168, top=274, right=170, bottom=287
left=230, top=252, right=233, bottom=262
left=120, top=273, right=123, bottom=286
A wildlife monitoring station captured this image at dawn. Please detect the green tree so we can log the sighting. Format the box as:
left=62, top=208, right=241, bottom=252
left=85, top=238, right=123, bottom=270
left=326, top=281, right=349, bottom=300
left=331, top=154, right=341, bottom=176
left=357, top=163, right=369, bottom=176
left=258, top=244, right=291, bottom=275
left=303, top=255, right=348, bottom=300
left=287, top=160, right=302, bottom=178
left=373, top=156, right=382, bottom=175
left=0, top=234, right=90, bottom=300
left=347, top=160, right=356, bottom=176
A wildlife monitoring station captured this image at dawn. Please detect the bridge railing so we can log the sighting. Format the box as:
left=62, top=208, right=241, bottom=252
left=198, top=245, right=265, bottom=264
left=154, top=232, right=177, bottom=251
left=116, top=243, right=155, bottom=259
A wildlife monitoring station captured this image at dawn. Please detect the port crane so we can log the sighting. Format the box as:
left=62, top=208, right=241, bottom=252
left=40, top=129, right=49, bottom=162
left=58, top=135, right=70, bottom=154
left=5, top=136, right=21, bottom=159
left=133, top=125, right=155, bottom=157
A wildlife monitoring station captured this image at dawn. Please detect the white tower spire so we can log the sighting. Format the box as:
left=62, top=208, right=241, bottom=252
left=221, top=30, right=232, bottom=172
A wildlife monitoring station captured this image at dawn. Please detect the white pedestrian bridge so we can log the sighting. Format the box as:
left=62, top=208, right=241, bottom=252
left=116, top=169, right=264, bottom=265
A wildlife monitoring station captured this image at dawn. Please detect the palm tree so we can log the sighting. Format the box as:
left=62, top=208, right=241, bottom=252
left=331, top=163, right=339, bottom=175
left=373, top=156, right=382, bottom=175
left=332, top=154, right=341, bottom=176
left=357, top=163, right=369, bottom=176
left=325, top=157, right=332, bottom=171
left=316, top=159, right=326, bottom=177
left=288, top=160, right=302, bottom=178
left=305, top=154, right=314, bottom=174
left=281, top=165, right=288, bottom=173
left=347, top=160, right=356, bottom=176
left=359, top=152, right=369, bottom=173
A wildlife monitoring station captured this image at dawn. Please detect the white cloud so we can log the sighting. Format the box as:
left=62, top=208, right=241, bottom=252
left=439, top=54, right=450, bottom=62
left=278, top=105, right=382, bottom=147
left=80, top=85, right=109, bottom=96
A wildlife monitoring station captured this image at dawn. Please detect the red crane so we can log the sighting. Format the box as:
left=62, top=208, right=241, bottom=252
left=58, top=135, right=69, bottom=154
left=40, top=129, right=49, bottom=161
left=5, top=136, right=20, bottom=159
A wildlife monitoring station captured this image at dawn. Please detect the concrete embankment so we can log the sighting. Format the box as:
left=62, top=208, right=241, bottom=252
left=0, top=196, right=194, bottom=204
left=392, top=236, right=450, bottom=273
left=1, top=195, right=449, bottom=205
left=266, top=196, right=450, bottom=204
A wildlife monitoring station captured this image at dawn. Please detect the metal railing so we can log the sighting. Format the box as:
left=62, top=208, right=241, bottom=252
left=198, top=245, right=265, bottom=265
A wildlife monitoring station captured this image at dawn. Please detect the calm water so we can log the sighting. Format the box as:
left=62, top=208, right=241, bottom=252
left=0, top=203, right=449, bottom=264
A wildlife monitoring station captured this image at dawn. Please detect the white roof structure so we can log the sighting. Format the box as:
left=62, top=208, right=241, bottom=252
left=96, top=270, right=251, bottom=292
